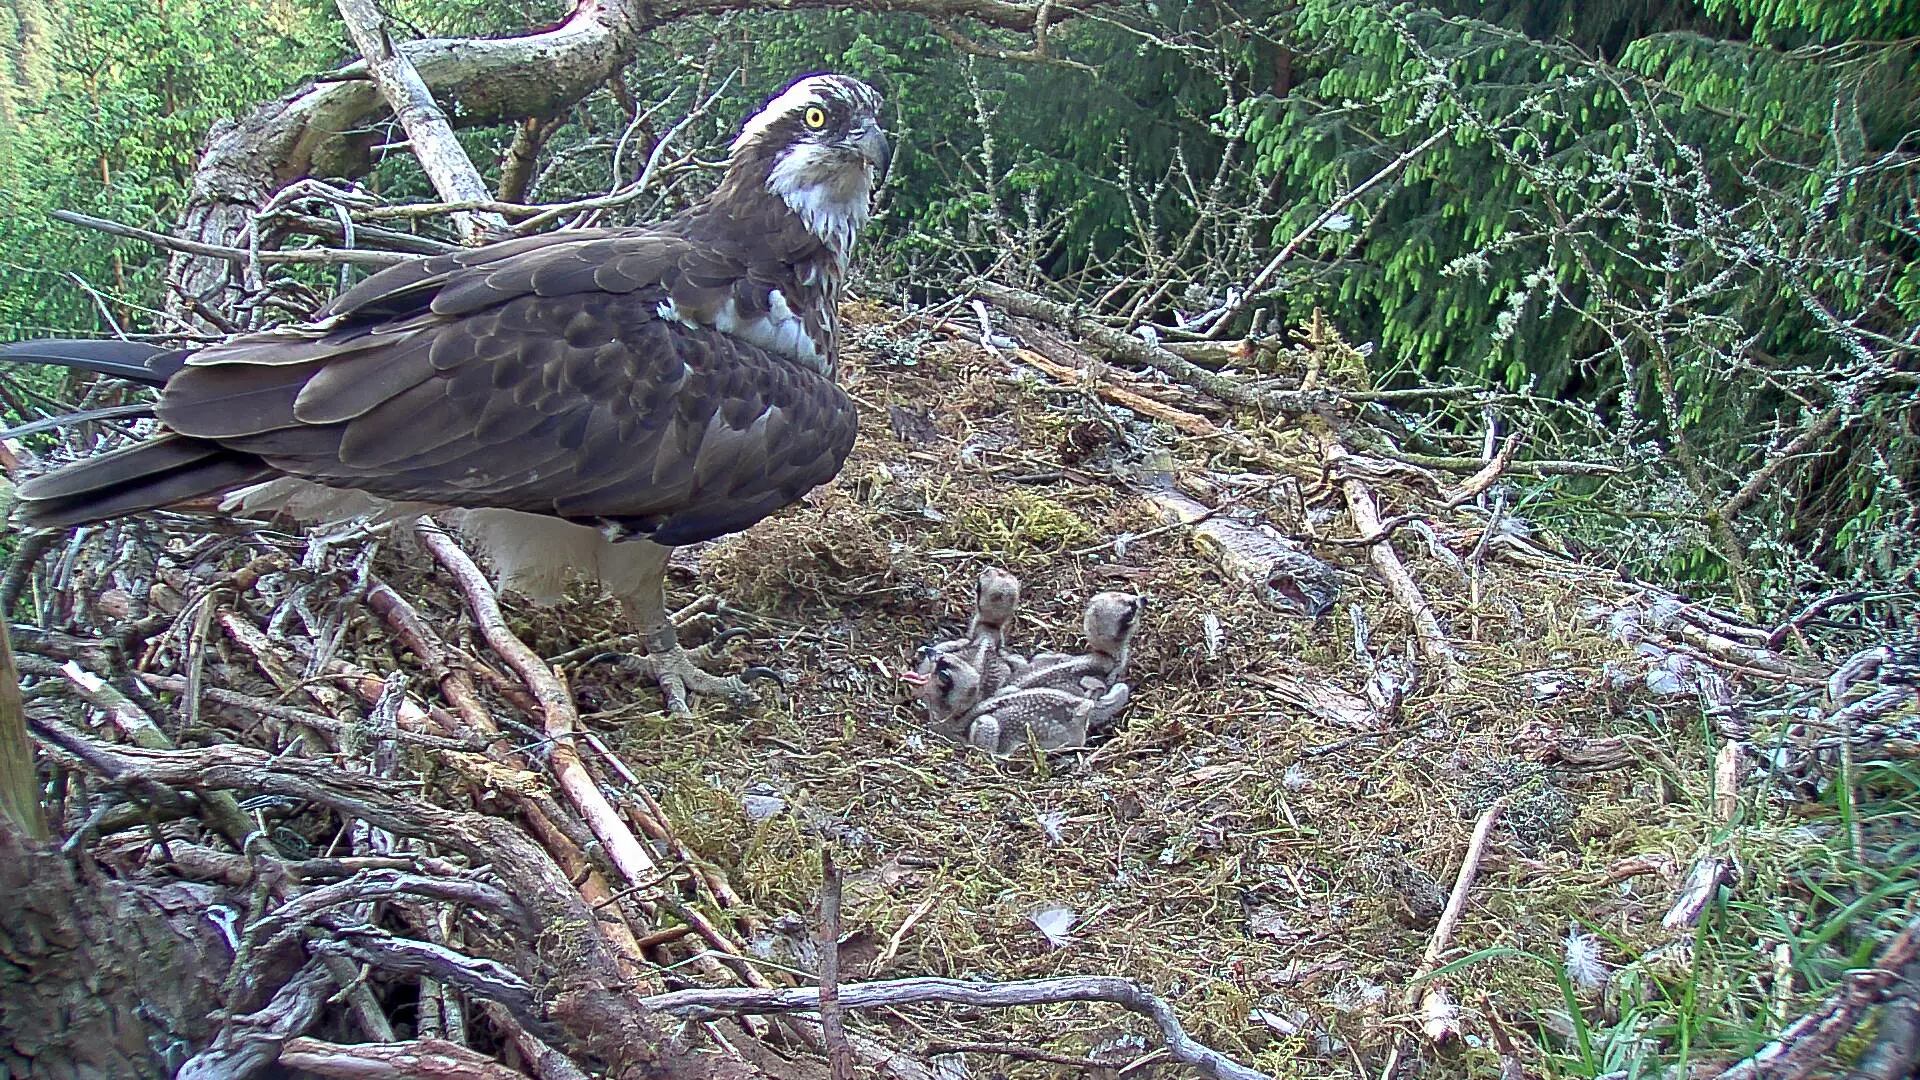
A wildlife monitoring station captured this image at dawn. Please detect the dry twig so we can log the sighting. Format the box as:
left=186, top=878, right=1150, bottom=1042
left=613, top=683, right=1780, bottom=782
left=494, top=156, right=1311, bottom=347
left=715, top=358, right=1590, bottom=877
left=643, top=975, right=1275, bottom=1080
left=818, top=851, right=856, bottom=1080
left=1405, top=799, right=1508, bottom=1040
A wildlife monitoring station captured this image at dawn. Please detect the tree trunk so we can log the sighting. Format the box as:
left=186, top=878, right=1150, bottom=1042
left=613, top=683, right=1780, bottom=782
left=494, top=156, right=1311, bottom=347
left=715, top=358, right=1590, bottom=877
left=0, top=822, right=236, bottom=1079
left=0, top=621, right=45, bottom=839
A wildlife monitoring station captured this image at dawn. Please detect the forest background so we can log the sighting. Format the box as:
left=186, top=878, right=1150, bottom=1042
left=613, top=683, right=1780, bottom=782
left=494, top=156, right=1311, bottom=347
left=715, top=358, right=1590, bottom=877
left=0, top=0, right=1914, bottom=627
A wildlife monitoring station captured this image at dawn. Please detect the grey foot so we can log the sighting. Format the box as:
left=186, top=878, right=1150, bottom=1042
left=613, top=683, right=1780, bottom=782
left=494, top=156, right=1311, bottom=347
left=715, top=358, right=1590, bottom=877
left=593, top=634, right=780, bottom=715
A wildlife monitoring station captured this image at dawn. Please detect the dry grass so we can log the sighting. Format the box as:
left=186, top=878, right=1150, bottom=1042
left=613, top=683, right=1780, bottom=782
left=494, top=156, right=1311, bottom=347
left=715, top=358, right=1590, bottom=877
left=493, top=309, right=1840, bottom=1079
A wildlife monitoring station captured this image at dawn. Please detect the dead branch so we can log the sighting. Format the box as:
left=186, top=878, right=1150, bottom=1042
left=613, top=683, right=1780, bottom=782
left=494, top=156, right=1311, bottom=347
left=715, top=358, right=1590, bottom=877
left=333, top=0, right=508, bottom=242
left=415, top=521, right=664, bottom=890
left=1014, top=346, right=1219, bottom=436
left=176, top=960, right=336, bottom=1080
left=1211, top=126, right=1454, bottom=335
left=0, top=530, right=56, bottom=616
left=498, top=116, right=562, bottom=206
left=49, top=657, right=271, bottom=854
left=245, top=868, right=533, bottom=960
left=932, top=20, right=1098, bottom=74
left=1139, top=485, right=1339, bottom=616
left=642, top=975, right=1276, bottom=1080
left=975, top=280, right=1335, bottom=414
left=51, top=209, right=408, bottom=268
left=1250, top=672, right=1380, bottom=730
left=1713, top=741, right=1743, bottom=824
left=1403, top=798, right=1506, bottom=1044
left=923, top=1042, right=1139, bottom=1069
left=1479, top=995, right=1528, bottom=1080
left=818, top=852, right=855, bottom=1080
left=309, top=927, right=550, bottom=1039
left=1710, top=916, right=1920, bottom=1080
left=268, top=210, right=460, bottom=255
left=36, top=651, right=400, bottom=1044
left=1381, top=449, right=1624, bottom=478
left=1317, top=432, right=1466, bottom=690
left=280, top=1037, right=530, bottom=1080
left=1440, top=431, right=1522, bottom=507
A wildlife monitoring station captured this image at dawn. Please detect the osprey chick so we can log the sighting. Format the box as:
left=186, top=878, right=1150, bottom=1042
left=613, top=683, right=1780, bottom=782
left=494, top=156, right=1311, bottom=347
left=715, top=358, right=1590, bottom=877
left=6, top=73, right=890, bottom=714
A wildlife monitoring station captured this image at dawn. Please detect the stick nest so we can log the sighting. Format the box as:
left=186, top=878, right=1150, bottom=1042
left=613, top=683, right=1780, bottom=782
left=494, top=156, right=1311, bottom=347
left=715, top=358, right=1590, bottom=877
left=8, top=304, right=1913, bottom=1080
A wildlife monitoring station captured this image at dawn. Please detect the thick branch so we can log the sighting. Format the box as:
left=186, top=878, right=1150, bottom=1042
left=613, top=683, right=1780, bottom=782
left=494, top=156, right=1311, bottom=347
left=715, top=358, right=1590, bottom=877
left=975, top=280, right=1334, bottom=413
left=280, top=1038, right=530, bottom=1080
left=334, top=0, right=508, bottom=242
left=172, top=0, right=1115, bottom=306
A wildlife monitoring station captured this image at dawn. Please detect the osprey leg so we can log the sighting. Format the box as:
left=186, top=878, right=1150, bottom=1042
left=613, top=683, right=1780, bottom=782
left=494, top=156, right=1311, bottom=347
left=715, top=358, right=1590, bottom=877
left=611, top=544, right=779, bottom=715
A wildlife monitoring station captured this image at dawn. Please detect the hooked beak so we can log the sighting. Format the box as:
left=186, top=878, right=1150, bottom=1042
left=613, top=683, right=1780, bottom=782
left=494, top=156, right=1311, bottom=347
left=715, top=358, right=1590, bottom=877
left=898, top=669, right=928, bottom=687
left=855, top=122, right=891, bottom=190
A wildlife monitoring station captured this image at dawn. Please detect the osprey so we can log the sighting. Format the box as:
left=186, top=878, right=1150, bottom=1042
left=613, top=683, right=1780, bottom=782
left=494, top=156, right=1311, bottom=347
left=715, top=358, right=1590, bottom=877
left=4, top=73, right=889, bottom=713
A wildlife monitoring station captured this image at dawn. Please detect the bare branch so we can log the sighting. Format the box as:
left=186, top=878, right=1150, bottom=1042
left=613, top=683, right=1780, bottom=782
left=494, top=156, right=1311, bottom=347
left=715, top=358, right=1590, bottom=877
left=1210, top=126, right=1455, bottom=336
left=818, top=852, right=855, bottom=1080
left=280, top=1038, right=530, bottom=1080
left=53, top=209, right=409, bottom=268
left=334, top=0, right=509, bottom=242
left=643, top=975, right=1276, bottom=1080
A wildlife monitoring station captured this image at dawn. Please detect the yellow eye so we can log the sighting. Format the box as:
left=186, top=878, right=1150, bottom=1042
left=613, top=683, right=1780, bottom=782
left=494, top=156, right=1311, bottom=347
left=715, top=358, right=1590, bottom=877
left=804, top=106, right=828, bottom=130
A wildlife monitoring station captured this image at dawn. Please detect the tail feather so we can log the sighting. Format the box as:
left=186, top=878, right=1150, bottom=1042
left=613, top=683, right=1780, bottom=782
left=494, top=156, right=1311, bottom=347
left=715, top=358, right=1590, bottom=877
left=0, top=338, right=187, bottom=386
left=14, top=435, right=273, bottom=529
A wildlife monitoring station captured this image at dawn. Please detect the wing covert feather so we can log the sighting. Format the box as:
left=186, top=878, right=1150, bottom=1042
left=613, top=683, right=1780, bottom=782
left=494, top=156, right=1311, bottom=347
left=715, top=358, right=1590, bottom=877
left=166, top=286, right=853, bottom=544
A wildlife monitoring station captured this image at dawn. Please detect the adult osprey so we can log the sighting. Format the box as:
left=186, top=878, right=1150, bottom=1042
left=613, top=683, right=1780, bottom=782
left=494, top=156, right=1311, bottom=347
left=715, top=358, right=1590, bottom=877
left=4, top=73, right=888, bottom=713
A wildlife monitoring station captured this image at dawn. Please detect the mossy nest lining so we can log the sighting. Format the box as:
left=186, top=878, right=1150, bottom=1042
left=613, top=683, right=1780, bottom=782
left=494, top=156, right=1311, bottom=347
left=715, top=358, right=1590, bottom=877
left=484, top=308, right=1847, bottom=1079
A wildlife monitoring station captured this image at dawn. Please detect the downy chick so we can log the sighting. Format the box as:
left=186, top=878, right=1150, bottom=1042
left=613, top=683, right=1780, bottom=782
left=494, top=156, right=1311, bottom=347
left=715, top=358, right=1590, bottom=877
left=936, top=566, right=1026, bottom=691
left=965, top=682, right=1131, bottom=757
left=1009, top=591, right=1142, bottom=696
left=901, top=650, right=984, bottom=738
left=903, top=567, right=1025, bottom=730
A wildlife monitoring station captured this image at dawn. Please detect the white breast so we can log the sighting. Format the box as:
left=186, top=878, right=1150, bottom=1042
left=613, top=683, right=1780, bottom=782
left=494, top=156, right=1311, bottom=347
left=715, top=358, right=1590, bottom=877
left=656, top=291, right=826, bottom=374
left=221, top=477, right=651, bottom=604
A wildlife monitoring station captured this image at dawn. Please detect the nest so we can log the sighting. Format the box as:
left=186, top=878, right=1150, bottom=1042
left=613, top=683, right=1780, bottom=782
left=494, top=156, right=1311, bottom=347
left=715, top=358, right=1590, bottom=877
left=5, top=306, right=1915, bottom=1080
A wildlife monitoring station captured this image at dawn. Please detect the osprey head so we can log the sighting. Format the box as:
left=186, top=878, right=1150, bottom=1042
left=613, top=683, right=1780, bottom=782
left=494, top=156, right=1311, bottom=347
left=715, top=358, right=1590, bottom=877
left=729, top=73, right=889, bottom=263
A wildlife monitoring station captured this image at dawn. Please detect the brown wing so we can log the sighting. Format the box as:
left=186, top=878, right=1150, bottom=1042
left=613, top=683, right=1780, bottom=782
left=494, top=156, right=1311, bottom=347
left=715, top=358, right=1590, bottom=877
left=154, top=232, right=857, bottom=546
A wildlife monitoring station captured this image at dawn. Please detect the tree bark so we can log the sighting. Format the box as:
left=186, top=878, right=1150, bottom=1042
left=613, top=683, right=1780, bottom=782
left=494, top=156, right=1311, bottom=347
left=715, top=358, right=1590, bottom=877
left=0, top=822, right=238, bottom=1080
